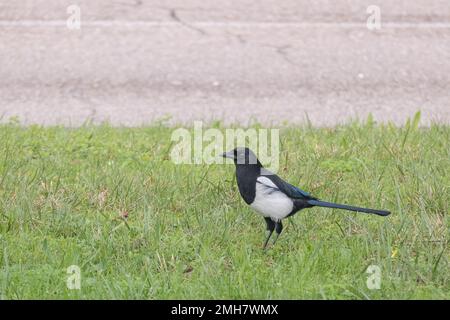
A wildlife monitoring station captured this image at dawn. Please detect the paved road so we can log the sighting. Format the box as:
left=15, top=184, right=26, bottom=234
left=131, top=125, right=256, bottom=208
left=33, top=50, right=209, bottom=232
left=0, top=0, right=449, bottom=126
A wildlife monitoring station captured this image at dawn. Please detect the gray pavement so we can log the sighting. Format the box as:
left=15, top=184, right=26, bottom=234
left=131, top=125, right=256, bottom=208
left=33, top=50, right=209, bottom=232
left=0, top=0, right=449, bottom=126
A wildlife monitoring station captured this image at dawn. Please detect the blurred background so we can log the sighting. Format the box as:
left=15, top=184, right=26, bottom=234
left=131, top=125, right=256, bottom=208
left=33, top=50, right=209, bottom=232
left=0, top=0, right=449, bottom=126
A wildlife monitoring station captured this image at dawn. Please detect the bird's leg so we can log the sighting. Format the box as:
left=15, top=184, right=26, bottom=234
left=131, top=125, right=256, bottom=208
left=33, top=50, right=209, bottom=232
left=272, top=221, right=283, bottom=246
left=263, top=218, right=275, bottom=250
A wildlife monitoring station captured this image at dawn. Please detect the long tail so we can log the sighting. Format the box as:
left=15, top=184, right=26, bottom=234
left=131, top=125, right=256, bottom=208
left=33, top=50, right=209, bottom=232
left=307, top=200, right=390, bottom=217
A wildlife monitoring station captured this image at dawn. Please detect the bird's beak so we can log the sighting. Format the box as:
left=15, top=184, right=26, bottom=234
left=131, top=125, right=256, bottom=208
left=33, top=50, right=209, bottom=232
left=222, top=151, right=235, bottom=159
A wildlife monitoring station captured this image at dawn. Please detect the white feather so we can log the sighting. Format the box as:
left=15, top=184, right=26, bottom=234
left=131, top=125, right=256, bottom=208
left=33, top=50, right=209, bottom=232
left=250, top=176, right=294, bottom=221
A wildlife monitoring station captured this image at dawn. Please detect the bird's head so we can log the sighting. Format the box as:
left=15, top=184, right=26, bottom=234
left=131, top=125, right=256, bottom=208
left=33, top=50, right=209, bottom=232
left=222, top=147, right=261, bottom=166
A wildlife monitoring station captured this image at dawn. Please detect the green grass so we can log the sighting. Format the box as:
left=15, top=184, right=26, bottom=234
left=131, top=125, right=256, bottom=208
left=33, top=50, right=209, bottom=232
left=0, top=120, right=448, bottom=299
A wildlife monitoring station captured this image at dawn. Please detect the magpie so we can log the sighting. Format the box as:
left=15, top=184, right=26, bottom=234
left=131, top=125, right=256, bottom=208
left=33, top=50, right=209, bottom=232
left=222, top=147, right=390, bottom=249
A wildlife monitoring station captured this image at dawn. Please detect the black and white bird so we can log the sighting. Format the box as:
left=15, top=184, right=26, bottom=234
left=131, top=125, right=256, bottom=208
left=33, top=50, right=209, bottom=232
left=222, top=147, right=390, bottom=249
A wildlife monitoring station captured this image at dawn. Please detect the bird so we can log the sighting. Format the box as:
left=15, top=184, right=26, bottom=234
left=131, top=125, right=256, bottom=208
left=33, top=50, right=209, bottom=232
left=222, top=147, right=390, bottom=249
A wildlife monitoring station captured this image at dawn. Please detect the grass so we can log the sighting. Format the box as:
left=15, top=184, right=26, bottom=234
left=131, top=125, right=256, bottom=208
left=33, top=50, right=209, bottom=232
left=0, top=119, right=448, bottom=299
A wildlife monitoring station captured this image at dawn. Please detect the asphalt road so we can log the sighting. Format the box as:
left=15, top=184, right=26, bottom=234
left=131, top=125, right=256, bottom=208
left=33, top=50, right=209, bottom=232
left=0, top=0, right=449, bottom=126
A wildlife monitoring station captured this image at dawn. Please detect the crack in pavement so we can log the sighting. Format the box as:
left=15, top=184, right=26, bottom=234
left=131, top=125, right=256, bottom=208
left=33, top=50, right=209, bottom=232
left=168, top=8, right=207, bottom=35
left=225, top=30, right=247, bottom=44
left=262, top=44, right=298, bottom=66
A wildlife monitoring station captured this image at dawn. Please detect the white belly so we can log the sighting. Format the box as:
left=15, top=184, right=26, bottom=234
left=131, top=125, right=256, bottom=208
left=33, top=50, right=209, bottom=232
left=250, top=181, right=294, bottom=221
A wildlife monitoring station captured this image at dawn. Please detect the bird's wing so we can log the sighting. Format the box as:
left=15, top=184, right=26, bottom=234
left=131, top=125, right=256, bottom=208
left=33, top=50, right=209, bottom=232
left=256, top=176, right=280, bottom=192
left=260, top=173, right=316, bottom=200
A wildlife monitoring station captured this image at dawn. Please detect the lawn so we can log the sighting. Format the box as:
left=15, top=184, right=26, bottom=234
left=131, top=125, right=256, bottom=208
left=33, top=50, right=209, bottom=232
left=0, top=119, right=448, bottom=299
